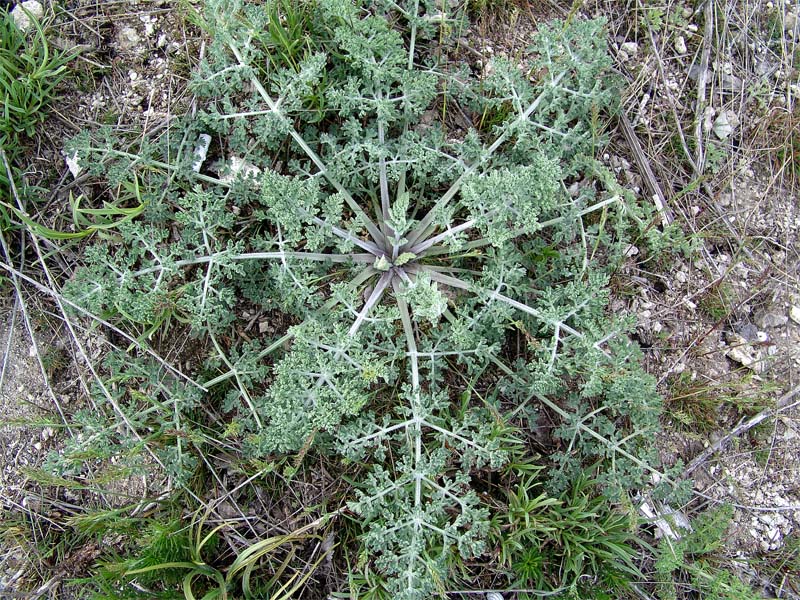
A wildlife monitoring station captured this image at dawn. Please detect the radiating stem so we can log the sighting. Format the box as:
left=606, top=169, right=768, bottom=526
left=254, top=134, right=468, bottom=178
left=403, top=71, right=566, bottom=248
left=409, top=217, right=478, bottom=256
left=421, top=195, right=620, bottom=257
left=348, top=271, right=393, bottom=336
left=226, top=40, right=386, bottom=248
left=128, top=251, right=375, bottom=279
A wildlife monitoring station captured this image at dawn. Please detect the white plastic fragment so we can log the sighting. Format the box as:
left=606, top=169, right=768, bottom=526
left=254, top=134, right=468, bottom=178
left=11, top=1, right=44, bottom=34
left=624, top=244, right=639, bottom=258
left=486, top=593, right=505, bottom=600
left=220, top=155, right=262, bottom=183
left=640, top=500, right=692, bottom=540
left=65, top=151, right=82, bottom=178
left=726, top=345, right=755, bottom=368
left=191, top=134, right=212, bottom=173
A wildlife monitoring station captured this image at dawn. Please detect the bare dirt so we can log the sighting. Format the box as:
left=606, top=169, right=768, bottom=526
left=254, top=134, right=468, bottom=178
left=0, top=310, right=54, bottom=593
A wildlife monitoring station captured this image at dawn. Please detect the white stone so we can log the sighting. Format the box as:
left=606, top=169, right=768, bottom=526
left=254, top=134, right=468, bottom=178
left=757, top=312, right=788, bottom=329
left=140, top=15, right=156, bottom=37
left=713, top=111, right=737, bottom=140
left=117, top=26, right=141, bottom=51
left=766, top=527, right=782, bottom=544
left=621, top=41, right=639, bottom=56
left=674, top=36, right=687, bottom=54
left=760, top=513, right=778, bottom=527
left=726, top=345, right=754, bottom=367
left=789, top=305, right=800, bottom=325
left=227, top=156, right=261, bottom=181
left=11, top=1, right=44, bottom=34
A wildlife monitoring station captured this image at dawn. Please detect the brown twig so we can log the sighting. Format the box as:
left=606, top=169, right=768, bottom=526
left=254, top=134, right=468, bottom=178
left=684, top=382, right=800, bottom=476
left=693, top=0, right=715, bottom=174
left=618, top=111, right=674, bottom=227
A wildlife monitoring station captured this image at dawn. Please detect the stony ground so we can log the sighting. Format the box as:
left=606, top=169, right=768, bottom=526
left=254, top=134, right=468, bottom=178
left=1, top=0, right=799, bottom=598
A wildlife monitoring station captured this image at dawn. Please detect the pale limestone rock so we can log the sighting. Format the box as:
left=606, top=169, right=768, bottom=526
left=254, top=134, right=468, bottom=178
left=11, top=1, right=44, bottom=33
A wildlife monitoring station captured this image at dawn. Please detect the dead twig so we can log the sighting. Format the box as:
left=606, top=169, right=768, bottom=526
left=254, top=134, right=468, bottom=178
left=638, top=0, right=697, bottom=175
left=684, top=382, right=800, bottom=476
left=693, top=0, right=715, bottom=174
left=618, top=111, right=674, bottom=227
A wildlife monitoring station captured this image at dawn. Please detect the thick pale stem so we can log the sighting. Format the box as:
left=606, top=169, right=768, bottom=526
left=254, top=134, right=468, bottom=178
left=211, top=334, right=263, bottom=429
left=422, top=270, right=584, bottom=338
left=421, top=196, right=620, bottom=258
left=204, top=267, right=377, bottom=388
left=377, top=96, right=393, bottom=238
left=348, top=271, right=393, bottom=336
left=409, top=218, right=478, bottom=256
left=310, top=217, right=383, bottom=255
left=226, top=41, right=386, bottom=247
left=393, top=278, right=420, bottom=391
left=490, top=355, right=671, bottom=483
left=129, top=251, right=375, bottom=279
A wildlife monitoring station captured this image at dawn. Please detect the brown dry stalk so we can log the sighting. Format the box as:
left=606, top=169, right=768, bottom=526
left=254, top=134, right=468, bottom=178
left=684, top=382, right=800, bottom=475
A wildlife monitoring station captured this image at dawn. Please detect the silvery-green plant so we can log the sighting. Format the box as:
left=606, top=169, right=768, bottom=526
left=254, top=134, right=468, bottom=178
left=63, top=1, right=666, bottom=596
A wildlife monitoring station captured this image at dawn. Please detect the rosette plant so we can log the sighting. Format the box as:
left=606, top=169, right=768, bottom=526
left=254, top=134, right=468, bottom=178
left=63, top=1, right=664, bottom=596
